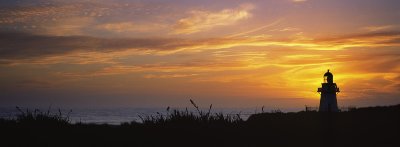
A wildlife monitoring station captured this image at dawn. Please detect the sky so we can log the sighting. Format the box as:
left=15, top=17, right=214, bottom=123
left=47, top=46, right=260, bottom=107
left=0, top=0, right=399, bottom=109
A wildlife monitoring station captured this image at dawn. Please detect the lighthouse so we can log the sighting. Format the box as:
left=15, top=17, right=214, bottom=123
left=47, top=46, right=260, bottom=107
left=317, top=70, right=340, bottom=112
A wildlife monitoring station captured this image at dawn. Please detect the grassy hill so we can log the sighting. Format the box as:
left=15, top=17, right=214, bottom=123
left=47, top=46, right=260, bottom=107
left=1, top=104, right=399, bottom=147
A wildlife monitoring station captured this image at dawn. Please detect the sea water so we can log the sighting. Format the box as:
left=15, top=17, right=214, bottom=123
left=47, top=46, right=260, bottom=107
left=0, top=107, right=293, bottom=125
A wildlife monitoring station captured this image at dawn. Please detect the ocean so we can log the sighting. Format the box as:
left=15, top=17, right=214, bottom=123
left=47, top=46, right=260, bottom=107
left=0, top=107, right=300, bottom=125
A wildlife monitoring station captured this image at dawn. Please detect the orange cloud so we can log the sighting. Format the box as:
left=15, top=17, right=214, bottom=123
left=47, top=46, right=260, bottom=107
left=173, top=4, right=254, bottom=34
left=96, top=22, right=167, bottom=33
left=144, top=74, right=198, bottom=79
left=362, top=25, right=396, bottom=32
left=2, top=31, right=400, bottom=66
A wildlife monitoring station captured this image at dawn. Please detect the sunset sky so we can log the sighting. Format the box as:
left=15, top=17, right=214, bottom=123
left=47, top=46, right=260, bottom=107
left=0, top=0, right=399, bottom=109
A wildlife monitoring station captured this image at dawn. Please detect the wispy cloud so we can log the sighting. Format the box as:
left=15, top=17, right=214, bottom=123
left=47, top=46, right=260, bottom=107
left=1, top=30, right=400, bottom=65
left=227, top=18, right=284, bottom=37
left=0, top=2, right=100, bottom=35
left=173, top=4, right=254, bottom=34
left=292, top=0, right=308, bottom=3
left=41, top=17, right=95, bottom=36
left=144, top=73, right=198, bottom=79
left=0, top=1, right=168, bottom=36
left=96, top=22, right=167, bottom=33
left=56, top=61, right=246, bottom=78
left=362, top=25, right=395, bottom=32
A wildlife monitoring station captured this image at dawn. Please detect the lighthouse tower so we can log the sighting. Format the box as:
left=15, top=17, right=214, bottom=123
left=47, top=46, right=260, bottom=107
left=318, top=70, right=340, bottom=112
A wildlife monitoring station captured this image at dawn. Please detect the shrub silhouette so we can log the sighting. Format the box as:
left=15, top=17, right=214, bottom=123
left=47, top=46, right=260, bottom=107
left=14, top=106, right=71, bottom=126
left=130, top=99, right=243, bottom=127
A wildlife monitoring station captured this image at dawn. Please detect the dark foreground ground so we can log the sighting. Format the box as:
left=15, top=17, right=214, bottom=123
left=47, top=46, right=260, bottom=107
left=1, top=104, right=399, bottom=147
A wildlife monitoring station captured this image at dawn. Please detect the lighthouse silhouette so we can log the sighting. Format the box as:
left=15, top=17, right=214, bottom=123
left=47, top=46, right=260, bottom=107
left=318, top=70, right=340, bottom=112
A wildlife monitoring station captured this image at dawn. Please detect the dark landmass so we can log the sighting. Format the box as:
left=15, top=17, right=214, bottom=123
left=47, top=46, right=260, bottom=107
left=1, top=104, right=399, bottom=147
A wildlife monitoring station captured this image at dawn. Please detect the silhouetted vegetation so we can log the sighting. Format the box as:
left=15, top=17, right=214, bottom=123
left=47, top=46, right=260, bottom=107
left=125, top=99, right=243, bottom=127
left=1, top=103, right=399, bottom=147
left=13, top=106, right=71, bottom=126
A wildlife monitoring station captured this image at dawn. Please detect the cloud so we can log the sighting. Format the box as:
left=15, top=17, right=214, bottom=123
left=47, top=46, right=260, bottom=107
left=56, top=61, right=246, bottom=78
left=292, top=0, right=308, bottom=3
left=96, top=22, right=167, bottom=33
left=0, top=2, right=97, bottom=36
left=0, top=0, right=164, bottom=36
left=173, top=4, right=254, bottom=34
left=319, top=31, right=400, bottom=41
left=41, top=17, right=95, bottom=36
left=143, top=74, right=198, bottom=79
left=0, top=4, right=84, bottom=25
left=340, top=55, right=400, bottom=73
left=1, top=30, right=400, bottom=65
left=362, top=25, right=395, bottom=32
left=0, top=31, right=182, bottom=63
left=314, top=31, right=400, bottom=48
left=227, top=18, right=284, bottom=37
